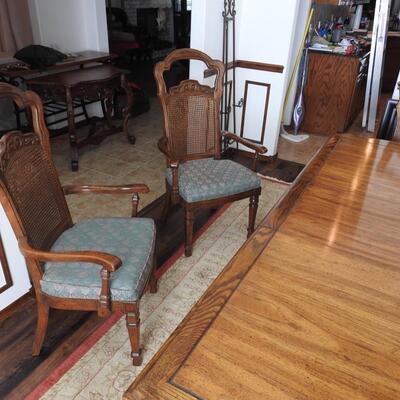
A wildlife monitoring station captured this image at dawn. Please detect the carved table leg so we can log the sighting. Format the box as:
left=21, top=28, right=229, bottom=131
left=121, top=74, right=136, bottom=145
left=66, top=88, right=79, bottom=171
left=104, top=89, right=115, bottom=131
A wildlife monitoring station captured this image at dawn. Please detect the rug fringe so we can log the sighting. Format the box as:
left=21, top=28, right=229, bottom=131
left=258, top=173, right=292, bottom=185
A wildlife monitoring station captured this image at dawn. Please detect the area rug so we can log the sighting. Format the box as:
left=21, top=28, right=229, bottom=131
left=29, top=180, right=287, bottom=400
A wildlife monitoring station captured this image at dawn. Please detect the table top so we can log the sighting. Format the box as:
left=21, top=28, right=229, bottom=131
left=0, top=50, right=115, bottom=79
left=26, top=65, right=125, bottom=88
left=125, top=135, right=400, bottom=400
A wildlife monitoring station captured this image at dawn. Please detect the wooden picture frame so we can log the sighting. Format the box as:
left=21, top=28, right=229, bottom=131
left=0, top=236, right=13, bottom=294
left=240, top=80, right=271, bottom=145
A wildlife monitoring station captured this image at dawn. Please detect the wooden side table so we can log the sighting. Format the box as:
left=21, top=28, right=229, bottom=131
left=27, top=65, right=135, bottom=171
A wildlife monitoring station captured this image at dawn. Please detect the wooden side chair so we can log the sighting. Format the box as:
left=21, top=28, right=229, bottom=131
left=0, top=83, right=157, bottom=366
left=154, top=48, right=267, bottom=257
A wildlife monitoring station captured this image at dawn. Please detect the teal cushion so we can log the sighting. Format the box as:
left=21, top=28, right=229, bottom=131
left=41, top=218, right=155, bottom=302
left=166, top=158, right=261, bottom=203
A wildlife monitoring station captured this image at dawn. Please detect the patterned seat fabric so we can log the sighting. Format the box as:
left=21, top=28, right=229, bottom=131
left=41, top=218, right=155, bottom=302
left=166, top=158, right=261, bottom=203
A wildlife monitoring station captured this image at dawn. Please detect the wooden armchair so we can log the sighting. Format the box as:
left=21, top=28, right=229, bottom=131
left=0, top=83, right=157, bottom=366
left=154, top=48, right=267, bottom=257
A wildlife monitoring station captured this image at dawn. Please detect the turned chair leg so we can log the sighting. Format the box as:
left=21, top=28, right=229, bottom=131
left=125, top=303, right=142, bottom=366
left=32, top=298, right=49, bottom=356
left=149, top=272, right=158, bottom=294
left=160, top=182, right=172, bottom=222
left=247, top=194, right=259, bottom=238
left=185, top=209, right=194, bottom=257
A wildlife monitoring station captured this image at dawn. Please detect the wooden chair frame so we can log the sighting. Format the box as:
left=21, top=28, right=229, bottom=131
left=154, top=48, right=267, bottom=256
left=0, top=83, right=157, bottom=366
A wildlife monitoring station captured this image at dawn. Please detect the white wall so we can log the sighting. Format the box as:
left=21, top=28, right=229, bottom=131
left=283, top=0, right=312, bottom=125
left=27, top=0, right=109, bottom=126
left=0, top=206, right=31, bottom=311
left=190, top=0, right=223, bottom=81
left=28, top=0, right=109, bottom=53
left=190, top=0, right=306, bottom=156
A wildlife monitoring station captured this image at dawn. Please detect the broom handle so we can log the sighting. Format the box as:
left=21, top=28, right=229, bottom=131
left=280, top=6, right=314, bottom=122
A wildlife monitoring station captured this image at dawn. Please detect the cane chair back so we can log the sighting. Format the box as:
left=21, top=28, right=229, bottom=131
left=0, top=84, right=72, bottom=251
left=154, top=48, right=225, bottom=161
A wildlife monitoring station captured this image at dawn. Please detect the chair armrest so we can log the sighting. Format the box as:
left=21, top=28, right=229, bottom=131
left=18, top=238, right=122, bottom=272
left=223, top=131, right=268, bottom=154
left=19, top=237, right=121, bottom=316
left=158, top=137, right=180, bottom=202
left=63, top=184, right=150, bottom=217
left=63, top=184, right=150, bottom=195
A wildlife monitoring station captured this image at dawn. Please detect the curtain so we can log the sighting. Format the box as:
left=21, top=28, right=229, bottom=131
left=0, top=0, right=33, bottom=54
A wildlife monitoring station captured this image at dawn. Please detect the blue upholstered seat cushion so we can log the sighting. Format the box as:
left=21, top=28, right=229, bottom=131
left=41, top=218, right=155, bottom=302
left=166, top=158, right=261, bottom=203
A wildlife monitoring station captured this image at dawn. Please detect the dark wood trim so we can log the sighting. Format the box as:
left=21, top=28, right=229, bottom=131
left=235, top=59, right=284, bottom=74
left=0, top=236, right=12, bottom=295
left=204, top=59, right=284, bottom=78
left=124, top=134, right=340, bottom=399
left=226, top=147, right=277, bottom=163
left=239, top=80, right=271, bottom=145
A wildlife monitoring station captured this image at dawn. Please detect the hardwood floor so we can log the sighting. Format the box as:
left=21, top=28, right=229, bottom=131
left=0, top=197, right=217, bottom=400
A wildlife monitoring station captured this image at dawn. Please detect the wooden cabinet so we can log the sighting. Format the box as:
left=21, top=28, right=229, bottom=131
left=301, top=51, right=369, bottom=135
